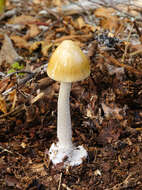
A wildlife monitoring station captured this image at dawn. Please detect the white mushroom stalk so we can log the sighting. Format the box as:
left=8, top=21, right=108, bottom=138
left=49, top=81, right=88, bottom=167
left=47, top=40, right=90, bottom=167
left=57, top=82, right=73, bottom=150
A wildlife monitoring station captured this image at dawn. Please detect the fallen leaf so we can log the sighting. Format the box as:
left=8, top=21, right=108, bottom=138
left=94, top=7, right=124, bottom=33
left=30, top=41, right=43, bottom=53
left=74, top=16, right=86, bottom=29
left=0, top=34, right=20, bottom=65
left=9, top=15, right=37, bottom=25
left=30, top=41, right=53, bottom=56
left=11, top=35, right=30, bottom=49
left=9, top=15, right=40, bottom=39
left=31, top=163, right=47, bottom=176
left=96, top=120, right=122, bottom=145
left=26, top=24, right=40, bottom=39
left=95, top=7, right=116, bottom=18
left=41, top=42, right=53, bottom=56
left=0, top=95, right=7, bottom=113
left=5, top=175, right=21, bottom=188
left=0, top=78, right=10, bottom=93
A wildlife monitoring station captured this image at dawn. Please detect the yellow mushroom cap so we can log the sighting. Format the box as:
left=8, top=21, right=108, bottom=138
left=47, top=40, right=90, bottom=82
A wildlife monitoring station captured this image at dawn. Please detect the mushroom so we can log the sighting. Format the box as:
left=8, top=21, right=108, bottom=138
left=47, top=40, right=90, bottom=167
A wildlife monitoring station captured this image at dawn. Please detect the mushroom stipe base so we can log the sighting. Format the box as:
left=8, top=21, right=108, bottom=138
left=48, top=142, right=88, bottom=167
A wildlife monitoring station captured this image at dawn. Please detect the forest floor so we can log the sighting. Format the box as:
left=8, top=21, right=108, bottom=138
left=0, top=0, right=142, bottom=189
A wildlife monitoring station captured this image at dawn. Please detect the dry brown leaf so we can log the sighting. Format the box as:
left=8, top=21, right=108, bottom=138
left=32, top=0, right=42, bottom=4
left=95, top=7, right=116, bottom=18
left=74, top=16, right=86, bottom=29
left=31, top=163, right=47, bottom=176
left=41, top=42, right=53, bottom=56
left=52, top=0, right=66, bottom=7
left=54, top=33, right=93, bottom=43
left=0, top=95, right=7, bottom=113
left=11, top=35, right=30, bottom=49
left=0, top=78, right=10, bottom=93
left=27, top=24, right=40, bottom=38
left=0, top=34, right=20, bottom=65
left=30, top=41, right=53, bottom=56
left=9, top=15, right=37, bottom=25
left=85, top=24, right=96, bottom=32
left=29, top=24, right=40, bottom=38
left=9, top=15, right=40, bottom=39
left=94, top=7, right=124, bottom=33
left=30, top=41, right=43, bottom=53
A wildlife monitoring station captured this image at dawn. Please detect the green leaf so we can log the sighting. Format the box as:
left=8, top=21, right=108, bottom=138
left=11, top=62, right=24, bottom=70
left=7, top=68, right=15, bottom=74
left=7, top=62, right=25, bottom=75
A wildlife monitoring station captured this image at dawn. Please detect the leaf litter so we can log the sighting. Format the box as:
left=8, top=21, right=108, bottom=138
left=0, top=0, right=142, bottom=189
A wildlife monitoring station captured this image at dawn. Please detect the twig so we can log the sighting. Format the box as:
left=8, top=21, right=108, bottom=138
left=58, top=173, right=62, bottom=190
left=0, top=9, right=17, bottom=21
left=2, top=72, right=35, bottom=96
left=26, top=20, right=51, bottom=26
left=133, top=21, right=142, bottom=44
left=5, top=70, right=33, bottom=78
left=46, top=7, right=60, bottom=20
left=103, top=51, right=142, bottom=76
left=121, top=23, right=134, bottom=63
left=0, top=145, right=13, bottom=154
left=54, top=34, right=93, bottom=43
left=2, top=63, right=48, bottom=96
left=129, top=49, right=142, bottom=56
left=0, top=145, right=24, bottom=158
left=106, top=172, right=136, bottom=190
left=0, top=72, right=5, bottom=77
left=0, top=92, right=44, bottom=119
left=62, top=183, right=72, bottom=190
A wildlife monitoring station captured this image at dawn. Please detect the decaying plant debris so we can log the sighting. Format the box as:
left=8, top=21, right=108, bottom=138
left=0, top=0, right=142, bottom=189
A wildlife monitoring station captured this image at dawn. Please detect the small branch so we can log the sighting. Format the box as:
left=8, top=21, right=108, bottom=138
left=0, top=92, right=44, bottom=119
left=58, top=173, right=62, bottom=190
left=5, top=70, right=33, bottom=78
left=0, top=145, right=25, bottom=158
left=133, top=21, right=142, bottom=44
left=62, top=183, right=72, bottom=190
left=103, top=51, right=142, bottom=76
left=2, top=72, right=35, bottom=96
left=0, top=9, right=17, bottom=21
left=121, top=23, right=134, bottom=63
left=0, top=145, right=13, bottom=154
left=2, top=63, right=48, bottom=96
left=129, top=49, right=142, bottom=56
left=54, top=34, right=93, bottom=43
left=106, top=172, right=136, bottom=190
left=0, top=72, right=5, bottom=77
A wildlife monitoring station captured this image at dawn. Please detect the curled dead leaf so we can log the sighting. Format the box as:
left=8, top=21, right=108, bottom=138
left=0, top=34, right=21, bottom=65
left=11, top=35, right=30, bottom=49
left=0, top=95, right=7, bottom=113
left=94, top=7, right=124, bottom=34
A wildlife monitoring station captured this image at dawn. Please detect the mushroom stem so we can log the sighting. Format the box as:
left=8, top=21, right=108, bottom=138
left=57, top=82, right=73, bottom=150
